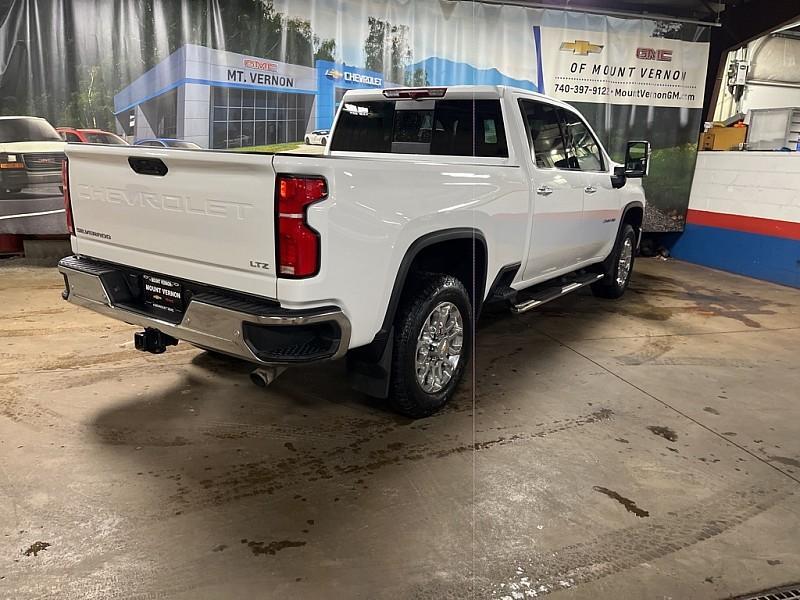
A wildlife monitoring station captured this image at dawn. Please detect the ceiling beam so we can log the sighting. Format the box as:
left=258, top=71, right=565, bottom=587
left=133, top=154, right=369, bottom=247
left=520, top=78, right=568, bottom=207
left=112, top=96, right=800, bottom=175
left=456, top=0, right=723, bottom=26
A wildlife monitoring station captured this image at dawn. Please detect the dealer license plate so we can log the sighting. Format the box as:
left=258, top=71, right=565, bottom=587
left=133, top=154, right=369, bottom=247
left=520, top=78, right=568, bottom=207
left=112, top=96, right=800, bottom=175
left=142, top=274, right=184, bottom=317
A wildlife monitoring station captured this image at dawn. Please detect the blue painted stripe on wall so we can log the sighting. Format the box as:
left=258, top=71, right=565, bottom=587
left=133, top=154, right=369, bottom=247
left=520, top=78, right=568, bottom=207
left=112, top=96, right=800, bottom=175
left=670, top=223, right=800, bottom=288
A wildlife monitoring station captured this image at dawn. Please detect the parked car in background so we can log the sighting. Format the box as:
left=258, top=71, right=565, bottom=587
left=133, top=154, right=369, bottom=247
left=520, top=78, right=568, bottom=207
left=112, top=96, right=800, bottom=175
left=58, top=127, right=128, bottom=145
left=59, top=85, right=649, bottom=417
left=304, top=130, right=330, bottom=146
left=0, top=116, right=65, bottom=195
left=134, top=138, right=201, bottom=149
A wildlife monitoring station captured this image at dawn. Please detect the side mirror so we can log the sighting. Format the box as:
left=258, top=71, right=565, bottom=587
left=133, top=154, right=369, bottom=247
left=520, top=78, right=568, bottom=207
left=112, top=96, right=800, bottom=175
left=611, top=165, right=627, bottom=189
left=625, top=140, right=651, bottom=178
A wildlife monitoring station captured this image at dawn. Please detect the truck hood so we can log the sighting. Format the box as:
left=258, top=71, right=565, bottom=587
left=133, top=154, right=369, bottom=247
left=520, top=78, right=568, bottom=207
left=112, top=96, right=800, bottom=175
left=0, top=140, right=66, bottom=154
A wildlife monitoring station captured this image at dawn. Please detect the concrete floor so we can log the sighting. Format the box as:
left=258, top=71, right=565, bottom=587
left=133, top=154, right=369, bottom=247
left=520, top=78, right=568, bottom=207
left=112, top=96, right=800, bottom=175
left=1, top=258, right=799, bottom=599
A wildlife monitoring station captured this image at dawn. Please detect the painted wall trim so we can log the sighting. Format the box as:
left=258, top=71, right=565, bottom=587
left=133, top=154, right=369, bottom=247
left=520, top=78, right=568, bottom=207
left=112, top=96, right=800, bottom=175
left=687, top=209, right=800, bottom=241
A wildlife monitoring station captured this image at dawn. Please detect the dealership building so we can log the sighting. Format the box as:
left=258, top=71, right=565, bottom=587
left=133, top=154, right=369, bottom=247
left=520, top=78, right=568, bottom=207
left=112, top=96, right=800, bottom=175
left=113, top=45, right=393, bottom=149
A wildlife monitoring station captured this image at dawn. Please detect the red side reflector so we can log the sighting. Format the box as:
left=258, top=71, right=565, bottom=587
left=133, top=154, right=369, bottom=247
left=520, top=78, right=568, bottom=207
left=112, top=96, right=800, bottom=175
left=62, top=159, right=74, bottom=235
left=276, top=175, right=327, bottom=278
left=382, top=87, right=447, bottom=100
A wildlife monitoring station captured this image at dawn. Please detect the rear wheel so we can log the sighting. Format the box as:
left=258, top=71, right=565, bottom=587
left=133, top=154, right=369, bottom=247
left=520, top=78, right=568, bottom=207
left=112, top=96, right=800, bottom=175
left=321, top=137, right=327, bottom=146
left=389, top=274, right=472, bottom=418
left=305, top=137, right=311, bottom=145
left=591, top=223, right=636, bottom=299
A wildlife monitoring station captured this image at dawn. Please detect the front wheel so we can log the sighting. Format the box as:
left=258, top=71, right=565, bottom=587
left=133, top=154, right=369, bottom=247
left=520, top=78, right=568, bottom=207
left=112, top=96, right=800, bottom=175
left=591, top=223, right=636, bottom=299
left=305, top=137, right=310, bottom=145
left=321, top=138, right=327, bottom=146
left=389, top=274, right=473, bottom=418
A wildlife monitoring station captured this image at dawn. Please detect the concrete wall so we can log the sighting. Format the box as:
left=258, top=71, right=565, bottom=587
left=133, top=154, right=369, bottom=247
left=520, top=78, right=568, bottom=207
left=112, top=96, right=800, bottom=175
left=670, top=151, right=800, bottom=287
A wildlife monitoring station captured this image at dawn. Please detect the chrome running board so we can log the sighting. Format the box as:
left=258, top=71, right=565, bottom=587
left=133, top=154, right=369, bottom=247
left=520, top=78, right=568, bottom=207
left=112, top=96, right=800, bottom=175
left=511, top=273, right=605, bottom=314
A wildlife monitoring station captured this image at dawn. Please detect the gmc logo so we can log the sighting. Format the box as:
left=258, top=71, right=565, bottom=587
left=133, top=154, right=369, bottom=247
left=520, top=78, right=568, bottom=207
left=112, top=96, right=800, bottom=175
left=637, top=48, right=673, bottom=62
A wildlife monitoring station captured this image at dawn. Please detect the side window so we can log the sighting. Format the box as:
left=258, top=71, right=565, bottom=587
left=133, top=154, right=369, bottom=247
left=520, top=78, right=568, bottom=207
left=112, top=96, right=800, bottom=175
left=518, top=100, right=571, bottom=169
left=559, top=110, right=605, bottom=172
left=65, top=132, right=81, bottom=142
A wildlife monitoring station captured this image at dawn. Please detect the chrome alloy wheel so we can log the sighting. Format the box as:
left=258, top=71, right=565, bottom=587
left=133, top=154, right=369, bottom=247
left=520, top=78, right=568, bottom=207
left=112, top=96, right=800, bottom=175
left=616, top=236, right=634, bottom=287
left=415, top=301, right=464, bottom=394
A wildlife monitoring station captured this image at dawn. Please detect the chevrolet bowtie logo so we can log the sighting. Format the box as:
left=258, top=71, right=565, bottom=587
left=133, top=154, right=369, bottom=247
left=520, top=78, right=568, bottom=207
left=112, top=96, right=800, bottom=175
left=560, top=40, right=604, bottom=56
left=325, top=68, right=344, bottom=80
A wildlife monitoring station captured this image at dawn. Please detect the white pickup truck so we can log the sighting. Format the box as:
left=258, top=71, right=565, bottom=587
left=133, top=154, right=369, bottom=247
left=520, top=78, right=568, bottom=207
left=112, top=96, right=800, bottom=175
left=58, top=85, right=648, bottom=417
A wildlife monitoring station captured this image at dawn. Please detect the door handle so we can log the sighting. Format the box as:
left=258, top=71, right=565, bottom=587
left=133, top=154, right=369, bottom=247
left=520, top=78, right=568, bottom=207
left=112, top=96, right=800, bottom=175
left=584, top=186, right=597, bottom=194
left=536, top=185, right=553, bottom=196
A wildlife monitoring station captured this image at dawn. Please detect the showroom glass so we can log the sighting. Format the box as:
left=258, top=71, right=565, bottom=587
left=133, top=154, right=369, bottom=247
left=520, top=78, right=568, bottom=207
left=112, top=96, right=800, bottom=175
left=0, top=118, right=62, bottom=143
left=330, top=99, right=508, bottom=157
left=211, top=87, right=314, bottom=149
left=518, top=100, right=571, bottom=169
left=559, top=111, right=605, bottom=171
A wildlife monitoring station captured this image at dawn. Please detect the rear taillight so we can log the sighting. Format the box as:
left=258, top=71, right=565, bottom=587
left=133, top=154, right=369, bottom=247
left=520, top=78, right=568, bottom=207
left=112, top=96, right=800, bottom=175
left=276, top=175, right=327, bottom=278
left=62, top=159, right=74, bottom=235
left=0, top=153, right=24, bottom=170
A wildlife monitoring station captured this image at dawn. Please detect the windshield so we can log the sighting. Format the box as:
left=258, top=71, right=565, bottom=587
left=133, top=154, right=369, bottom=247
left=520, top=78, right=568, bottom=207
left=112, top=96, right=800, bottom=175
left=164, top=140, right=200, bottom=149
left=0, top=118, right=62, bottom=143
left=84, top=132, right=128, bottom=145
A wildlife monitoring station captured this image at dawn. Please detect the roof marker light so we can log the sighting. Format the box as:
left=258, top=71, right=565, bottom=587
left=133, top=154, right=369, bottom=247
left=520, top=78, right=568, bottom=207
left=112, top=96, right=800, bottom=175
left=382, top=87, right=447, bottom=100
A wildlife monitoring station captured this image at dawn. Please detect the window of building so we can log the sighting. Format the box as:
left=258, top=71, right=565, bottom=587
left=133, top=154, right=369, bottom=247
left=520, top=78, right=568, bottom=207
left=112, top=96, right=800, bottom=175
left=210, top=87, right=313, bottom=149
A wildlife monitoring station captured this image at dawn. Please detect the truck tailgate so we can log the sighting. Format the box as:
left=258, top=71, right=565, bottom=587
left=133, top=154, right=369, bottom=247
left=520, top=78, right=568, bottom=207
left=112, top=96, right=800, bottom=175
left=66, top=144, right=278, bottom=299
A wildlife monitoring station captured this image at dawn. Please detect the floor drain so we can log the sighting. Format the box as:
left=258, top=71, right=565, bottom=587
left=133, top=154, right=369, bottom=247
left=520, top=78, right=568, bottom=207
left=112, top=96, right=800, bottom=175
left=734, top=584, right=800, bottom=600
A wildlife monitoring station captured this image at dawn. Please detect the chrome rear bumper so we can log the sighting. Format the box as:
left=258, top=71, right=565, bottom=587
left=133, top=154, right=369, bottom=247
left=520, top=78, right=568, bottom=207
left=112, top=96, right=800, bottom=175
left=58, top=256, right=350, bottom=365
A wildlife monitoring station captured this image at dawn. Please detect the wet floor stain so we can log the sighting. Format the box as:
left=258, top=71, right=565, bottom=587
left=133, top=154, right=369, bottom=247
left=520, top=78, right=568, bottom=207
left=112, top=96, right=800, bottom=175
left=768, top=455, right=800, bottom=469
left=592, top=486, right=650, bottom=518
left=647, top=425, right=678, bottom=442
left=703, top=407, right=720, bottom=415
left=615, top=438, right=630, bottom=444
left=628, top=272, right=790, bottom=329
left=241, top=539, right=306, bottom=556
left=767, top=559, right=783, bottom=566
left=22, top=541, right=51, bottom=557
left=211, top=544, right=227, bottom=552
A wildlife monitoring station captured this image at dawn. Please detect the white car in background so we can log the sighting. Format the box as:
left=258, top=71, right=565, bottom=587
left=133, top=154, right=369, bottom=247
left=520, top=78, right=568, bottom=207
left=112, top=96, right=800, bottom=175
left=304, top=130, right=330, bottom=146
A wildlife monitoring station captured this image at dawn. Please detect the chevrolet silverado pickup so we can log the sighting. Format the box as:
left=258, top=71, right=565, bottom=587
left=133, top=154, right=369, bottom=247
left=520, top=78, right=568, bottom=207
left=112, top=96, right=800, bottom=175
left=58, top=85, right=649, bottom=417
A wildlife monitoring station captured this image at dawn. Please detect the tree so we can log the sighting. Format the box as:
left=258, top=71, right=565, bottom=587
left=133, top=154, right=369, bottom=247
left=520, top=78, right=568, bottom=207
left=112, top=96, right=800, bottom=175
left=405, top=68, right=428, bottom=86
left=363, top=17, right=413, bottom=84
left=314, top=38, right=336, bottom=62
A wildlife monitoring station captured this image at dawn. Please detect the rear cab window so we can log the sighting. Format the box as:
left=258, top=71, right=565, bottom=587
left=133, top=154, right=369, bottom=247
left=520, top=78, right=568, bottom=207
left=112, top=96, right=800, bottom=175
left=330, top=98, right=508, bottom=158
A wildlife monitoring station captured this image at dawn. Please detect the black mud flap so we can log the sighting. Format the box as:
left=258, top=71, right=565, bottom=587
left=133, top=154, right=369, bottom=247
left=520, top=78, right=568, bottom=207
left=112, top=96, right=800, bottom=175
left=346, top=328, right=394, bottom=399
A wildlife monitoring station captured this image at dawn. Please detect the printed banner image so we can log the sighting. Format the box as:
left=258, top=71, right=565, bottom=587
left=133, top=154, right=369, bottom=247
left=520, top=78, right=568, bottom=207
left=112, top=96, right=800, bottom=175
left=539, top=26, right=709, bottom=109
left=0, top=0, right=711, bottom=233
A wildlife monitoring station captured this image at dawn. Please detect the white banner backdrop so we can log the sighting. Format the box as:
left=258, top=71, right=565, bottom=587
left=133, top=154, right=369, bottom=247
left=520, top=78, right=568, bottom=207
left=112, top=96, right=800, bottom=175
left=0, top=0, right=713, bottom=232
left=540, top=25, right=709, bottom=109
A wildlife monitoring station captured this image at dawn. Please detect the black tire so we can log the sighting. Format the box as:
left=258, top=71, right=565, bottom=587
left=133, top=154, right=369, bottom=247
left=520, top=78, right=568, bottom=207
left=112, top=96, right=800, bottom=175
left=591, top=223, right=636, bottom=299
left=305, top=137, right=310, bottom=145
left=321, top=138, right=327, bottom=146
left=388, top=274, right=473, bottom=418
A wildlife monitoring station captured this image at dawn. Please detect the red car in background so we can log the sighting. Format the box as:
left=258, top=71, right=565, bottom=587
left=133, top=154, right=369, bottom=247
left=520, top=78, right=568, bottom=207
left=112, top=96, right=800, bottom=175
left=57, top=127, right=128, bottom=145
